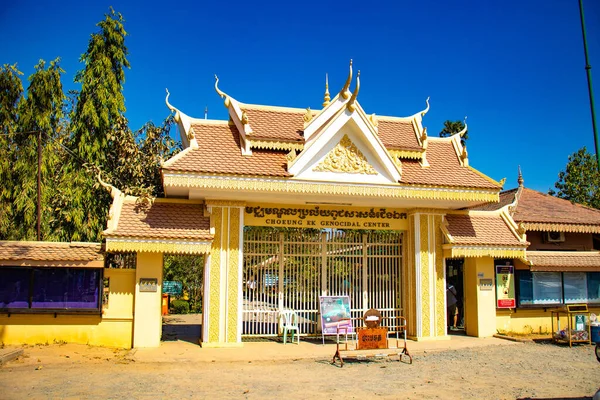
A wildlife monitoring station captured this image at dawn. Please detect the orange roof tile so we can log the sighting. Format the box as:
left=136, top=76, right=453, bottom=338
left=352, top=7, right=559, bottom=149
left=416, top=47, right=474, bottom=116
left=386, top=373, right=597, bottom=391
left=445, top=214, right=525, bottom=246
left=106, top=201, right=212, bottom=240
left=243, top=105, right=422, bottom=151
left=244, top=106, right=305, bottom=142
left=377, top=119, right=421, bottom=150
left=0, top=241, right=103, bottom=262
left=513, top=188, right=600, bottom=226
left=467, top=189, right=517, bottom=211
left=401, top=141, right=500, bottom=189
left=164, top=122, right=290, bottom=177
left=527, top=251, right=600, bottom=272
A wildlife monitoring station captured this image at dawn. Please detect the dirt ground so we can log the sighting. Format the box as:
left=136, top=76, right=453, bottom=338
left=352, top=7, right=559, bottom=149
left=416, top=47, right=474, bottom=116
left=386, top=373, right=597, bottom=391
left=1, top=339, right=599, bottom=400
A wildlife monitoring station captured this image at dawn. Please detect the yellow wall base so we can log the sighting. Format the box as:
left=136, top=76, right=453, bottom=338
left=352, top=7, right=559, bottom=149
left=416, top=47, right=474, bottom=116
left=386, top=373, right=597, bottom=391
left=0, top=314, right=132, bottom=348
left=497, top=307, right=600, bottom=335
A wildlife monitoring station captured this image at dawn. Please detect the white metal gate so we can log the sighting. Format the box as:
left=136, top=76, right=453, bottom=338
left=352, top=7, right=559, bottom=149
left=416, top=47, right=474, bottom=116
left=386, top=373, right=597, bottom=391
left=242, top=228, right=403, bottom=336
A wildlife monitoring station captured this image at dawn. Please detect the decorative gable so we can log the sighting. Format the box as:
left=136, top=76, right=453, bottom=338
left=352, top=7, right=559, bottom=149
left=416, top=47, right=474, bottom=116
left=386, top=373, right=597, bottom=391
left=313, top=134, right=377, bottom=175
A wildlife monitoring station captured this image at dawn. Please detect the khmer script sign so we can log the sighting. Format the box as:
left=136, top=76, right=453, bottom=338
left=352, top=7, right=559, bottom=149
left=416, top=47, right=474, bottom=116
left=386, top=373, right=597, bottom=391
left=245, top=203, right=408, bottom=230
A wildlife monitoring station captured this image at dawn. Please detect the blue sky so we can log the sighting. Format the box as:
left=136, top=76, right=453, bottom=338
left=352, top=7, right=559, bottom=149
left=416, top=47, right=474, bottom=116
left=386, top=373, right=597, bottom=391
left=1, top=0, right=599, bottom=194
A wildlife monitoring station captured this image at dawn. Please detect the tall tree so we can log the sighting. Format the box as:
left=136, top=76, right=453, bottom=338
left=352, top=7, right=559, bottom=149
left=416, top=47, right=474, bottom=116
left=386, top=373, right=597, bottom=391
left=549, top=147, right=600, bottom=209
left=61, top=7, right=130, bottom=241
left=439, top=120, right=469, bottom=146
left=72, top=7, right=130, bottom=166
left=0, top=64, right=24, bottom=238
left=12, top=58, right=66, bottom=240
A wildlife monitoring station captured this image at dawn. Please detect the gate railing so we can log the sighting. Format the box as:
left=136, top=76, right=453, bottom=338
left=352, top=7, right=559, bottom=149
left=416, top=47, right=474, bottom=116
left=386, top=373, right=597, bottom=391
left=242, top=228, right=402, bottom=337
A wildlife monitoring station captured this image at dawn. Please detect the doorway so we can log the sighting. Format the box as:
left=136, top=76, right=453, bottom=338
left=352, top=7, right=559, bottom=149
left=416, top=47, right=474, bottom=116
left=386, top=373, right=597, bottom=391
left=446, top=258, right=464, bottom=334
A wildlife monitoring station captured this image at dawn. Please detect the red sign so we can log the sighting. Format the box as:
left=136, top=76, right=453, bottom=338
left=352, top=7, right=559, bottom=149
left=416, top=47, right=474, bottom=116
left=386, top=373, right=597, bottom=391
left=497, top=299, right=515, bottom=308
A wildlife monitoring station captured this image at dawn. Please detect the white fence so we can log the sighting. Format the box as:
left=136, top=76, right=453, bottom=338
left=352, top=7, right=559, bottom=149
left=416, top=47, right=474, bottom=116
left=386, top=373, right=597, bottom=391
left=242, top=228, right=403, bottom=337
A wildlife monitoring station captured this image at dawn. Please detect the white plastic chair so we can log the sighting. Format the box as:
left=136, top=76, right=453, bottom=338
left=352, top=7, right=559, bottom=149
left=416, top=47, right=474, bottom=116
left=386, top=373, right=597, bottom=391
left=280, top=310, right=300, bottom=344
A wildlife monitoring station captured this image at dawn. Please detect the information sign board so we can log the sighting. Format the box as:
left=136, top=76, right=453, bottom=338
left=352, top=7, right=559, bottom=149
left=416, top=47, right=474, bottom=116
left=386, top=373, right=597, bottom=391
left=319, top=296, right=353, bottom=335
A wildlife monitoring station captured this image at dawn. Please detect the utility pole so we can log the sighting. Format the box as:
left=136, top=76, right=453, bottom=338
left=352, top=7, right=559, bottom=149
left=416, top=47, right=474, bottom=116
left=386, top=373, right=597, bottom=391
left=578, top=0, right=600, bottom=169
left=37, top=130, right=42, bottom=241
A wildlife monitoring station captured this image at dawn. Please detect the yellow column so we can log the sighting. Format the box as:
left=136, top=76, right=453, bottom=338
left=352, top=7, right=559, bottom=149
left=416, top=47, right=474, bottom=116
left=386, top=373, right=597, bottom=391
left=203, top=202, right=244, bottom=347
left=133, top=252, right=163, bottom=348
left=464, top=257, right=496, bottom=337
left=406, top=211, right=446, bottom=340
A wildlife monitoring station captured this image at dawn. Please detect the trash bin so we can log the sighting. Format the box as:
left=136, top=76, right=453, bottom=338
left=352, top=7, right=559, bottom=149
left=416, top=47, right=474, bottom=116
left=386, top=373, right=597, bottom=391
left=161, top=293, right=169, bottom=316
left=591, top=323, right=600, bottom=344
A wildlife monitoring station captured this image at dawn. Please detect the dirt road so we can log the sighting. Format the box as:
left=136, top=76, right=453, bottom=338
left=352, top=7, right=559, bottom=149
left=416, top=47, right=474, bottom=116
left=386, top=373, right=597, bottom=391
left=1, top=341, right=599, bottom=399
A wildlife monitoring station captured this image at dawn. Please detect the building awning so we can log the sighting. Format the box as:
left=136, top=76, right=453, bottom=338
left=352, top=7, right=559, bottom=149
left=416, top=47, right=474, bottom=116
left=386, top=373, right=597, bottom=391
left=442, top=212, right=528, bottom=258
left=0, top=241, right=104, bottom=267
left=103, top=198, right=213, bottom=255
left=525, top=251, right=600, bottom=272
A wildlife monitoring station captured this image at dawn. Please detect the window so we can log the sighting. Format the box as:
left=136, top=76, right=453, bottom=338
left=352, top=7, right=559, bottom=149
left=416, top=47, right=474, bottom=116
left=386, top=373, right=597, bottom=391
left=0, top=267, right=102, bottom=312
left=517, top=271, right=600, bottom=306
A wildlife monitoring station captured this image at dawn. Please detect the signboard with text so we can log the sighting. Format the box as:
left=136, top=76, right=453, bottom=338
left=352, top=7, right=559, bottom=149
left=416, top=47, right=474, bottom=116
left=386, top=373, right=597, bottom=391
left=495, top=265, right=515, bottom=308
left=245, top=203, right=408, bottom=231
left=319, top=296, right=353, bottom=335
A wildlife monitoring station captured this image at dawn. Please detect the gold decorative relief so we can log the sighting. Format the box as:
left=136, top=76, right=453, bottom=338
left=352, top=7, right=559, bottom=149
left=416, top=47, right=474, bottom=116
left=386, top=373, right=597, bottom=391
left=313, top=135, right=377, bottom=175
left=420, top=215, right=430, bottom=337
left=208, top=208, right=222, bottom=343
left=303, top=107, right=313, bottom=124
left=241, top=111, right=249, bottom=125
left=227, top=208, right=241, bottom=343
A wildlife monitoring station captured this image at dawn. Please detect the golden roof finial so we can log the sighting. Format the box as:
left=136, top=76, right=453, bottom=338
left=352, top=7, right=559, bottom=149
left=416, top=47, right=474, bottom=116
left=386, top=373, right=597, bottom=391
left=165, top=88, right=180, bottom=123
left=340, top=60, right=353, bottom=100
left=346, top=70, right=360, bottom=113
left=323, top=73, right=331, bottom=107
left=457, top=116, right=468, bottom=137
left=214, top=74, right=230, bottom=108
left=517, top=165, right=524, bottom=187
left=420, top=97, right=430, bottom=117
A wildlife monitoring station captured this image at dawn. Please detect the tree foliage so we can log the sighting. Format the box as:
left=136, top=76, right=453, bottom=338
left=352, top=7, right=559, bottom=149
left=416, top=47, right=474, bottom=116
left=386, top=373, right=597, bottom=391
left=549, top=147, right=600, bottom=209
left=439, top=120, right=469, bottom=146
left=0, top=8, right=180, bottom=242
left=164, top=255, right=204, bottom=313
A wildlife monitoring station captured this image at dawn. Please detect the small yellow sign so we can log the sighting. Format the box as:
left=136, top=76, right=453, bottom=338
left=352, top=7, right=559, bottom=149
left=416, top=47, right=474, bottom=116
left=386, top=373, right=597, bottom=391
left=244, top=203, right=408, bottom=230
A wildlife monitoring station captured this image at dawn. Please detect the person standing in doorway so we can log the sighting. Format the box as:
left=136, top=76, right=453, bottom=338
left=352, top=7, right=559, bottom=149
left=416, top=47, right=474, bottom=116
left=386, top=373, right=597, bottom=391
left=447, top=282, right=459, bottom=331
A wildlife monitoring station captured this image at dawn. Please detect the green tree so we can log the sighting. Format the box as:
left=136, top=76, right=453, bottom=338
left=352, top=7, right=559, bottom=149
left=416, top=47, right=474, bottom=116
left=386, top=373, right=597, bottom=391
left=164, top=255, right=205, bottom=313
left=439, top=120, right=469, bottom=146
left=13, top=58, right=66, bottom=240
left=60, top=7, right=130, bottom=241
left=0, top=64, right=24, bottom=238
left=549, top=147, right=600, bottom=209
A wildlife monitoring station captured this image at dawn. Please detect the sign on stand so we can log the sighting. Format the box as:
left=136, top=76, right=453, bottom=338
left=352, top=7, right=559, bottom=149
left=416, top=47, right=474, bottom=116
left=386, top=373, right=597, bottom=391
left=319, top=296, right=353, bottom=335
left=495, top=265, right=515, bottom=308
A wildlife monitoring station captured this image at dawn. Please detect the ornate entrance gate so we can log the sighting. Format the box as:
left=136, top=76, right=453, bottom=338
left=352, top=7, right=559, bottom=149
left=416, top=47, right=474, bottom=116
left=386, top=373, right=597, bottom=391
left=242, top=227, right=403, bottom=336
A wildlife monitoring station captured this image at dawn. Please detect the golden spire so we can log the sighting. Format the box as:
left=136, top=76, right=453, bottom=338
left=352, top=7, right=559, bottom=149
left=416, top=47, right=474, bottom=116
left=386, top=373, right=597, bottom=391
left=340, top=60, right=353, bottom=100
left=517, top=165, right=524, bottom=187
left=214, top=74, right=230, bottom=108
left=346, top=70, right=360, bottom=112
left=322, top=73, right=331, bottom=107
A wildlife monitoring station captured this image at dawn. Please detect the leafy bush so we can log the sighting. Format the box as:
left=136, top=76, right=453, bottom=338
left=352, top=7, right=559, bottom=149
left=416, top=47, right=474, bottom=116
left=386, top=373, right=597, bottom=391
left=171, top=299, right=190, bottom=314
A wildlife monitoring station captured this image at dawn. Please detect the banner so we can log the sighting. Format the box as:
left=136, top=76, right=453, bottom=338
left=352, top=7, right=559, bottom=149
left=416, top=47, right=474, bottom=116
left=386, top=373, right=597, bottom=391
left=245, top=203, right=408, bottom=231
left=495, top=265, right=515, bottom=308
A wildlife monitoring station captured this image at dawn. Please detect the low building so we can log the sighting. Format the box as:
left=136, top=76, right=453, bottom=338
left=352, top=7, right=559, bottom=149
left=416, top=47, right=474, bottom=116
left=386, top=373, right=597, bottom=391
left=1, top=63, right=597, bottom=348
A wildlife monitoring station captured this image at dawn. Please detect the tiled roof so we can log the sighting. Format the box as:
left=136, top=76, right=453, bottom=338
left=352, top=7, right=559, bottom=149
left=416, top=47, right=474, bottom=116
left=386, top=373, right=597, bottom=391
left=512, top=188, right=600, bottom=226
left=401, top=141, right=500, bottom=189
left=243, top=105, right=421, bottom=151
left=0, top=241, right=103, bottom=262
left=244, top=106, right=305, bottom=142
left=106, top=201, right=212, bottom=240
left=163, top=122, right=290, bottom=177
left=377, top=119, right=421, bottom=150
left=527, top=251, right=600, bottom=272
left=445, top=214, right=525, bottom=246
left=467, top=189, right=517, bottom=211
